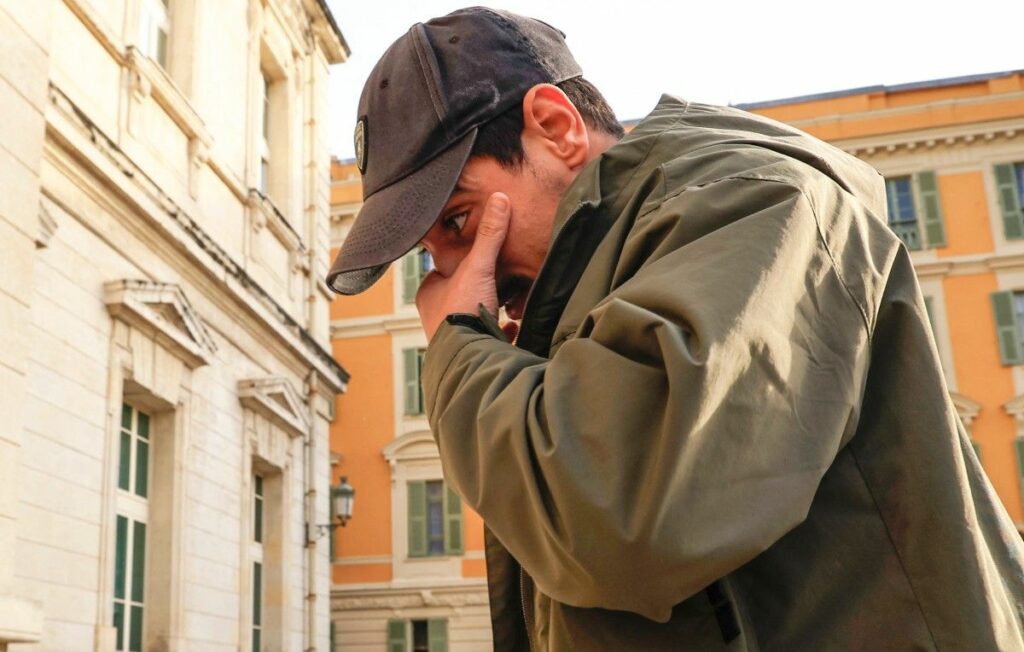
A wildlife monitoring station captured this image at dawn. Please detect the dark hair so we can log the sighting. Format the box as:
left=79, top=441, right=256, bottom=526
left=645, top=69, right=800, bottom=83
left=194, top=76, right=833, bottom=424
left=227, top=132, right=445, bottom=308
left=470, top=77, right=625, bottom=169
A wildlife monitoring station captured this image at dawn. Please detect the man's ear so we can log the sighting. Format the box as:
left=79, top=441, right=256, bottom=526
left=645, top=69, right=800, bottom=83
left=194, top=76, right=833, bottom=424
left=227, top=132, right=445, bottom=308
left=521, top=84, right=590, bottom=170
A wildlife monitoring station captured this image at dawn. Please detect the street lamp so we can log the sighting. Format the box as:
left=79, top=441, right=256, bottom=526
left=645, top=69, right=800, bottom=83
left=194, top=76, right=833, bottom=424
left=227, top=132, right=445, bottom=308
left=307, top=477, right=355, bottom=543
left=333, top=476, right=355, bottom=527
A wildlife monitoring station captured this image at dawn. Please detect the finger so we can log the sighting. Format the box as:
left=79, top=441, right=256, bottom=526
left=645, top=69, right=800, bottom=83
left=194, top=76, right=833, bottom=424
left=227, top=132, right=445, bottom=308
left=466, top=192, right=511, bottom=270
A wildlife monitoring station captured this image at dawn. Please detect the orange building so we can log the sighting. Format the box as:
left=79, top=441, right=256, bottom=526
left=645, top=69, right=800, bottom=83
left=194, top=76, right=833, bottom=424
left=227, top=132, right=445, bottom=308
left=328, top=69, right=1024, bottom=650
left=327, top=159, right=492, bottom=651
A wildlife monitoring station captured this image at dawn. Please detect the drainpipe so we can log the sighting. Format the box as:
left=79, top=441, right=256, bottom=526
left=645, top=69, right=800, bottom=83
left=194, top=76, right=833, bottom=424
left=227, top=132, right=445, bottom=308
left=304, top=369, right=320, bottom=651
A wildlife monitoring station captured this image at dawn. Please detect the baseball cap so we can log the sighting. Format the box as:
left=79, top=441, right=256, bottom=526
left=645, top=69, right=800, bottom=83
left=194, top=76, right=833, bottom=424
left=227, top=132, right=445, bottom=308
left=326, top=7, right=583, bottom=295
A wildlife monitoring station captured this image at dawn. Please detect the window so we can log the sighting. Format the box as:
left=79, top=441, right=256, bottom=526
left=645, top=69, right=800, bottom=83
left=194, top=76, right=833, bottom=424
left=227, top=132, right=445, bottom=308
left=387, top=618, right=448, bottom=652
left=992, top=290, right=1024, bottom=365
left=138, top=0, right=170, bottom=68
left=407, top=480, right=462, bottom=557
left=251, top=473, right=265, bottom=652
left=258, top=71, right=271, bottom=195
left=402, top=249, right=435, bottom=303
left=114, top=404, right=151, bottom=652
left=884, top=172, right=946, bottom=251
left=403, top=348, right=426, bottom=416
left=252, top=561, right=262, bottom=652
left=995, top=162, right=1024, bottom=240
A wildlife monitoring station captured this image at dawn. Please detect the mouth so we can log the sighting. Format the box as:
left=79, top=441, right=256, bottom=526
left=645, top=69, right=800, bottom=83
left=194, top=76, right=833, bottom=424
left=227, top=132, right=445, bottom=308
left=497, top=275, right=532, bottom=321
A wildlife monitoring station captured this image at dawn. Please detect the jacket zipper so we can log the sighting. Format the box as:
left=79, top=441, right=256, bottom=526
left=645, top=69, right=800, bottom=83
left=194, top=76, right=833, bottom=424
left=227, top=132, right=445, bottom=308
left=520, top=567, right=534, bottom=650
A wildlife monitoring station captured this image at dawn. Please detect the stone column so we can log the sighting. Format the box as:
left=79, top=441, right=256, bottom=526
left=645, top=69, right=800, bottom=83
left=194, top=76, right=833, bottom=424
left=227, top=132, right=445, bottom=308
left=0, top=0, right=52, bottom=645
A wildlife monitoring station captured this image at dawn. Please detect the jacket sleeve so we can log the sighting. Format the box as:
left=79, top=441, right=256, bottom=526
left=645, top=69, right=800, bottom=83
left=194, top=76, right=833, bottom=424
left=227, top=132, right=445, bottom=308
left=421, top=175, right=875, bottom=622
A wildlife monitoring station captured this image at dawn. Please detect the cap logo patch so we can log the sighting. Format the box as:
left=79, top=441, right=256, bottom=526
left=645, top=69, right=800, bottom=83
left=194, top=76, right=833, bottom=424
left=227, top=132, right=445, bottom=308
left=354, top=117, right=368, bottom=173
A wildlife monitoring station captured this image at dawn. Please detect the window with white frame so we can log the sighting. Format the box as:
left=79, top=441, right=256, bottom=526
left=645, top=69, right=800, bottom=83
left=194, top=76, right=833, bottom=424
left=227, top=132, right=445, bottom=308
left=114, top=403, right=151, bottom=652
left=387, top=618, right=448, bottom=652
left=407, top=479, right=462, bottom=558
left=883, top=172, right=946, bottom=251
left=138, top=0, right=171, bottom=68
left=258, top=71, right=271, bottom=195
left=251, top=473, right=264, bottom=652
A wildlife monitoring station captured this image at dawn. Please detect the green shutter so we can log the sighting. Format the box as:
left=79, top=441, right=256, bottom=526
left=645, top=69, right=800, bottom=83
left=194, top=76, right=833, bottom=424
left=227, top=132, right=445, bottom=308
left=915, top=171, right=946, bottom=248
left=408, top=481, right=427, bottom=557
left=387, top=619, right=407, bottom=652
left=428, top=619, right=448, bottom=652
left=444, top=486, right=463, bottom=555
left=991, top=291, right=1024, bottom=365
left=403, top=252, right=419, bottom=303
left=923, top=296, right=936, bottom=336
left=403, top=349, right=420, bottom=415
left=995, top=164, right=1024, bottom=240
left=1016, top=439, right=1024, bottom=505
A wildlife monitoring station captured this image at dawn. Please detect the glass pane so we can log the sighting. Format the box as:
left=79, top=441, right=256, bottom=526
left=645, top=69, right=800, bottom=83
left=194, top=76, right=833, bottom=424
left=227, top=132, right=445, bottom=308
left=135, top=439, right=149, bottom=499
left=114, top=516, right=128, bottom=600
left=413, top=620, right=429, bottom=652
left=426, top=482, right=444, bottom=556
left=252, top=562, right=262, bottom=626
left=252, top=628, right=261, bottom=652
left=254, top=497, right=263, bottom=544
left=137, top=412, right=150, bottom=440
left=129, top=604, right=144, bottom=652
left=255, top=475, right=263, bottom=497
left=131, top=521, right=146, bottom=603
left=118, top=431, right=131, bottom=491
left=1015, top=293, right=1024, bottom=343
left=1015, top=163, right=1024, bottom=204
left=156, top=28, right=168, bottom=67
left=113, top=601, right=125, bottom=651
left=121, top=403, right=132, bottom=430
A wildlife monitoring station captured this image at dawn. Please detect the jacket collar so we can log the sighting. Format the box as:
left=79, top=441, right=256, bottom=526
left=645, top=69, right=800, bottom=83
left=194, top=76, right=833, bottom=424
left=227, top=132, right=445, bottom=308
left=515, top=95, right=690, bottom=356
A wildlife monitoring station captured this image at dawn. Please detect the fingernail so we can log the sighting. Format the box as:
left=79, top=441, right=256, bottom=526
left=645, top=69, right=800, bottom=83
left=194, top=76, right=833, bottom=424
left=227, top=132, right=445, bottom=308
left=491, top=194, right=510, bottom=212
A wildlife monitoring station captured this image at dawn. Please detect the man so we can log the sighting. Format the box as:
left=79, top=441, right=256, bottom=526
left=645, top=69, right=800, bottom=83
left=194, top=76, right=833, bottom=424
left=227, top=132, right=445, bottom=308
left=327, top=7, right=1024, bottom=650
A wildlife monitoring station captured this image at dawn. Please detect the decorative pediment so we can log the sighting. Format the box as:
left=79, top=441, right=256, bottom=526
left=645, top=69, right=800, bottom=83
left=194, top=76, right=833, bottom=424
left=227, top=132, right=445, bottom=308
left=950, top=392, right=982, bottom=429
left=1004, top=394, right=1024, bottom=425
left=382, top=430, right=439, bottom=467
left=238, top=376, right=309, bottom=438
left=104, top=280, right=217, bottom=368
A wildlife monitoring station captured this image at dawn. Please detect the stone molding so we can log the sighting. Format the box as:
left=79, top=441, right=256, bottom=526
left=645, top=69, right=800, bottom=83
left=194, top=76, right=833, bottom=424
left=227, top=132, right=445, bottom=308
left=104, top=279, right=217, bottom=369
left=332, top=585, right=489, bottom=612
left=382, top=430, right=439, bottom=469
left=46, top=83, right=349, bottom=392
left=1004, top=394, right=1024, bottom=425
left=835, top=117, right=1024, bottom=159
left=35, top=197, right=58, bottom=249
left=239, top=376, right=309, bottom=438
left=950, top=392, right=982, bottom=430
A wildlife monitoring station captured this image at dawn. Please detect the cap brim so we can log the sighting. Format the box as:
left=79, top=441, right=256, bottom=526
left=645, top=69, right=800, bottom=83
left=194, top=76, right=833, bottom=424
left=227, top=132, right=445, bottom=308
left=327, top=129, right=478, bottom=295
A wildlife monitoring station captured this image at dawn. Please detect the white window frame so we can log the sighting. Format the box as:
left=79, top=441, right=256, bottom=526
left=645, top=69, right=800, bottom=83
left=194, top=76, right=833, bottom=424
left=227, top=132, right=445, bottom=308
left=137, top=0, right=171, bottom=68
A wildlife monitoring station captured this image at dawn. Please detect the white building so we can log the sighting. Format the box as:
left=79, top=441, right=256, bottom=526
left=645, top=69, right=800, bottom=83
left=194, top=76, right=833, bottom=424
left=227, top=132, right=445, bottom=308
left=0, top=1, right=349, bottom=650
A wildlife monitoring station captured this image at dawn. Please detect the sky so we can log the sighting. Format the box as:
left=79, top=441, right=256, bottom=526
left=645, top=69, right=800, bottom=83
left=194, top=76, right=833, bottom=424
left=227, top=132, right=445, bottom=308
left=325, top=0, right=1023, bottom=160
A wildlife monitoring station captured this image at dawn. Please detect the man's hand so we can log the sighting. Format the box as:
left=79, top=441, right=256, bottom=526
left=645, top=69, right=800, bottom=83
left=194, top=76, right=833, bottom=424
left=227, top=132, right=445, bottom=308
left=416, top=192, right=511, bottom=342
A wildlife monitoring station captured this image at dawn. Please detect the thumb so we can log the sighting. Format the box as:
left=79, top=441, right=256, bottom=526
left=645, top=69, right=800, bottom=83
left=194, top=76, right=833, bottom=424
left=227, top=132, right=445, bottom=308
left=467, top=192, right=511, bottom=269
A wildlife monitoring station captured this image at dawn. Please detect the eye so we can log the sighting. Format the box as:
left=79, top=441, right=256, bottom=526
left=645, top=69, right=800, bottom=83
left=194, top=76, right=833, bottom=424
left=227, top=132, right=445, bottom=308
left=443, top=210, right=469, bottom=234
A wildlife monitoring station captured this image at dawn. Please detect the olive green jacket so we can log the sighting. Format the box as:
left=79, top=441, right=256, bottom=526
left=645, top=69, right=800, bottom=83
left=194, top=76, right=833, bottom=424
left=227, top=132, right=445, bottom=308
left=421, top=95, right=1024, bottom=650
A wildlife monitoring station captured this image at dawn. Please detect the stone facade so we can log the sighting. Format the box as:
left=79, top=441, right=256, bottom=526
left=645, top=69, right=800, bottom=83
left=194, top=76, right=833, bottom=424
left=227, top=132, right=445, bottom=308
left=0, top=0, right=349, bottom=650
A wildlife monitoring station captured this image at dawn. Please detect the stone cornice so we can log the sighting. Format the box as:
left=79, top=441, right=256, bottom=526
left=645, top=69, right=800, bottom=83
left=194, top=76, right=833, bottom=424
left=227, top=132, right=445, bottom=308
left=45, top=83, right=349, bottom=391
left=833, top=117, right=1024, bottom=158
left=331, top=582, right=489, bottom=611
